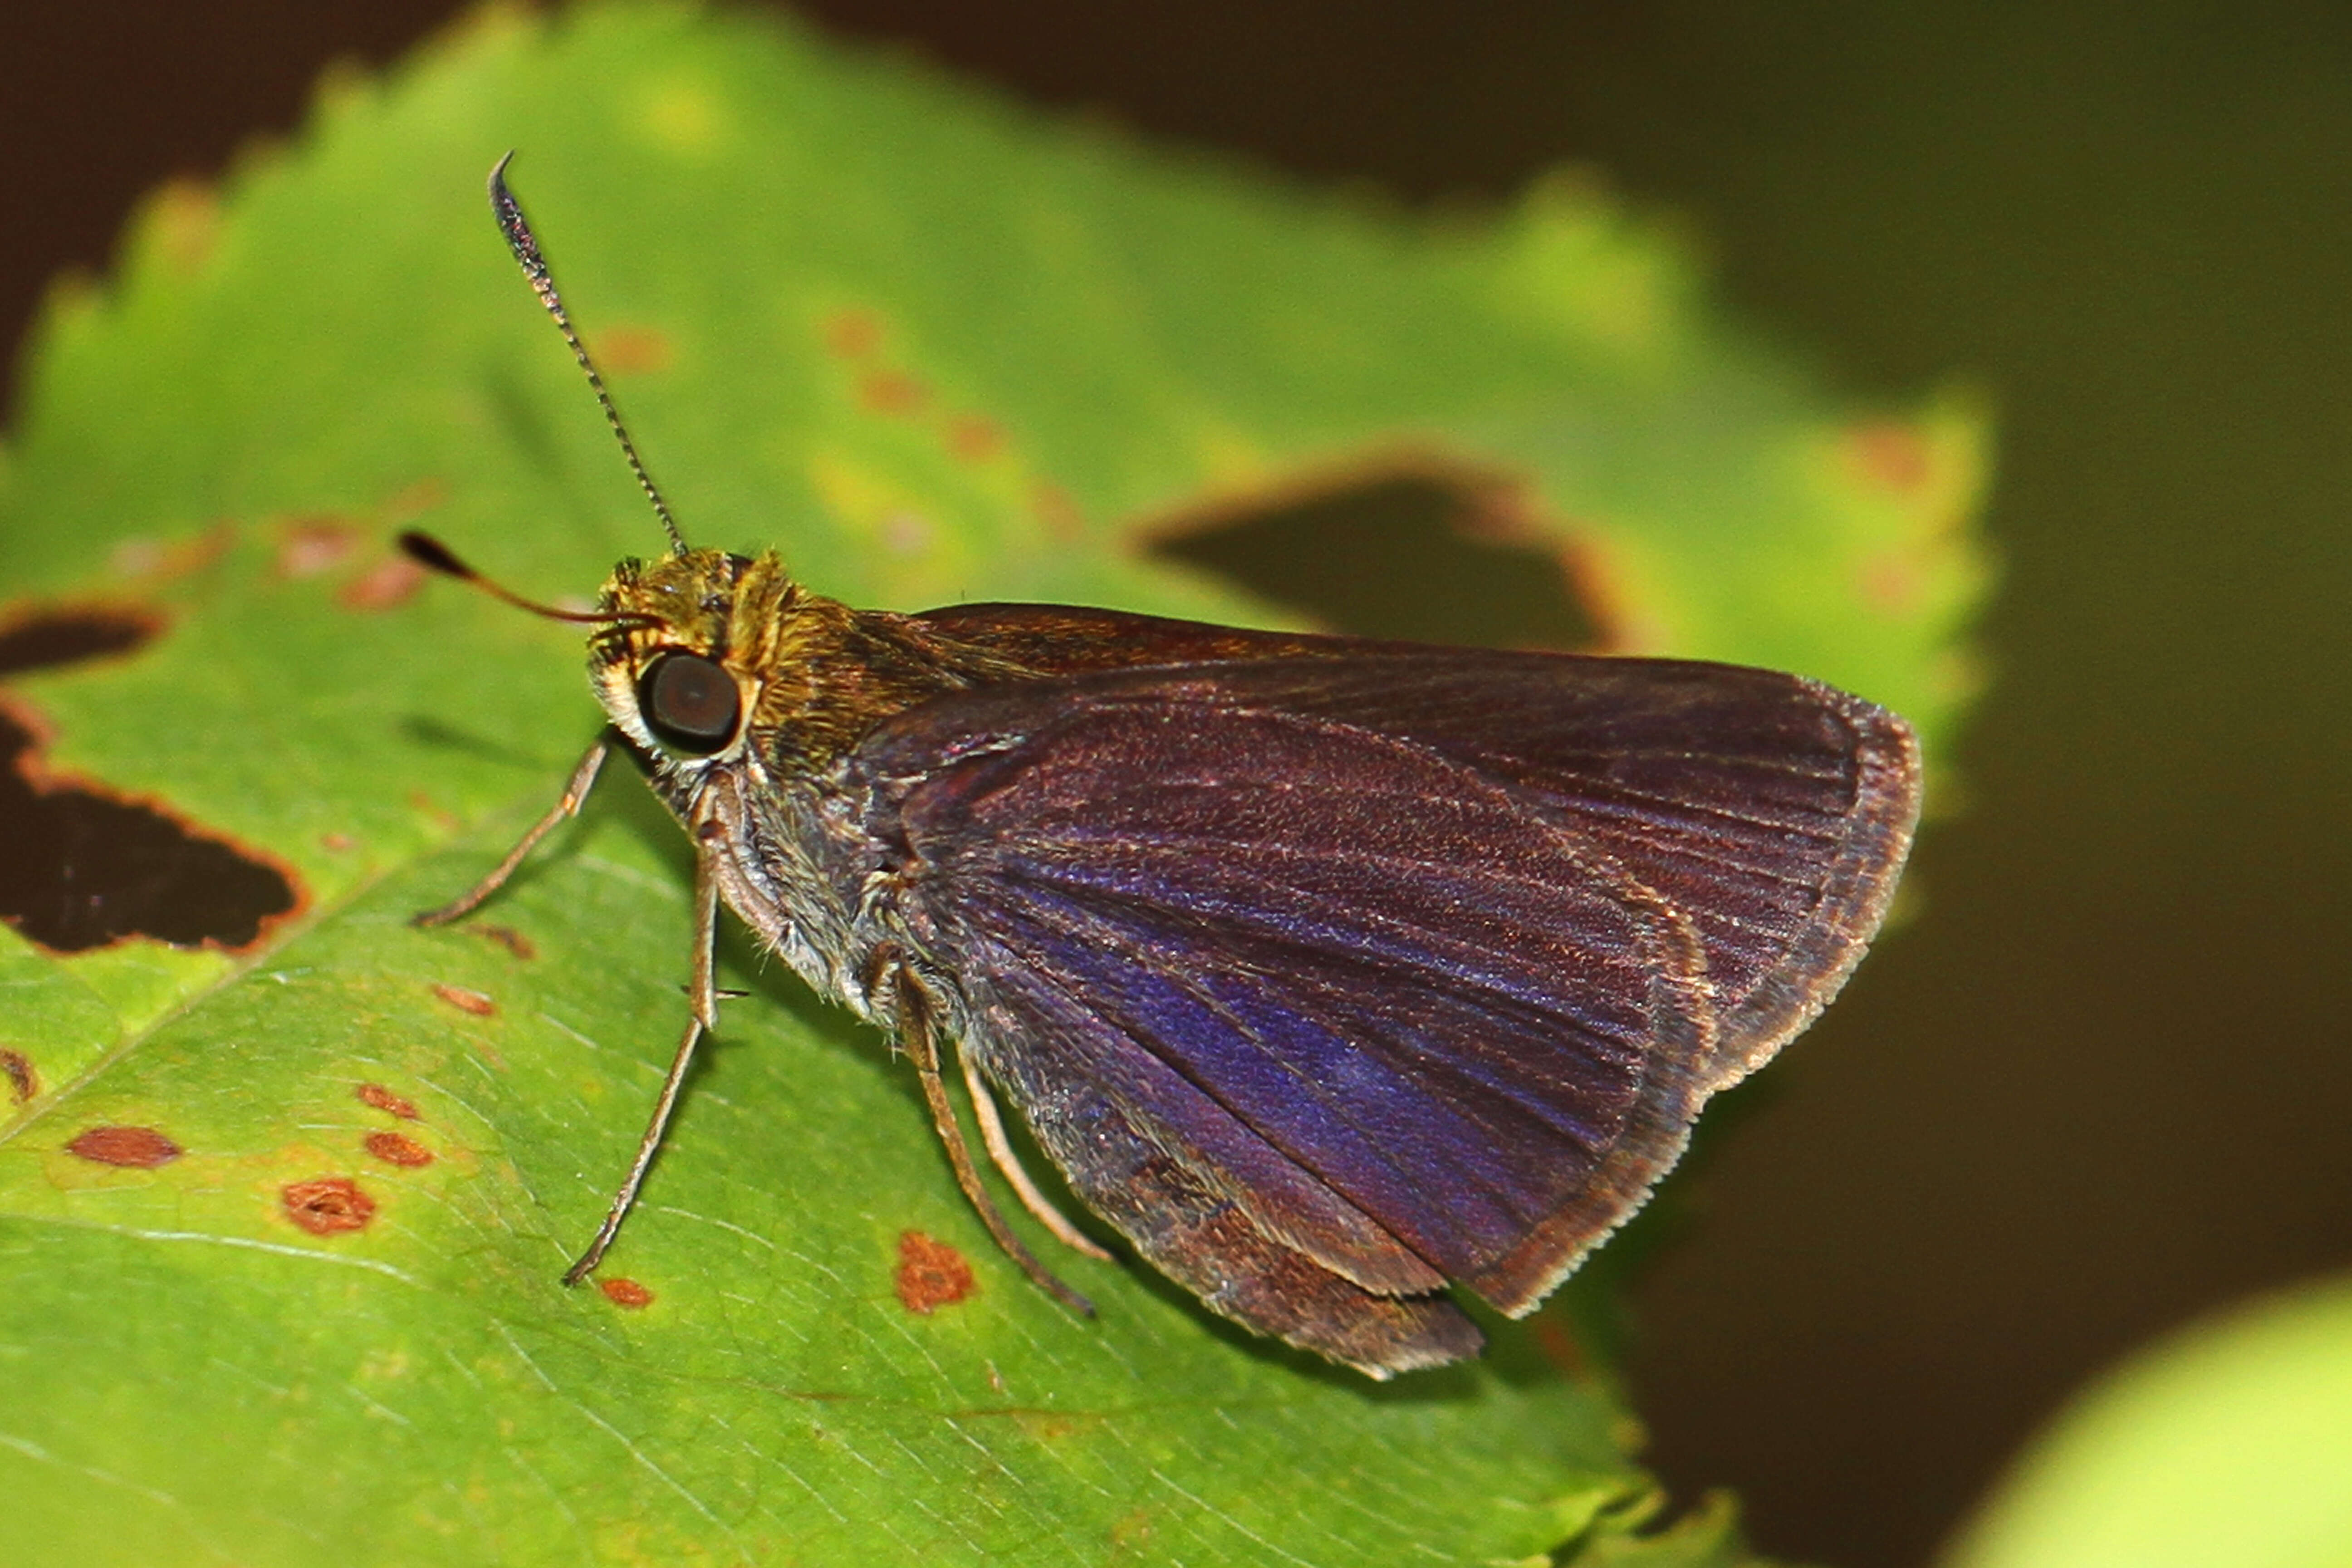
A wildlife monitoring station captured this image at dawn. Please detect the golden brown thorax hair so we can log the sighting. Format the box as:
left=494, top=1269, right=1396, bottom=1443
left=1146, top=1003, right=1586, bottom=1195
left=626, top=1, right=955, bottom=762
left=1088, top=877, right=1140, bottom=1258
left=589, top=549, right=1025, bottom=771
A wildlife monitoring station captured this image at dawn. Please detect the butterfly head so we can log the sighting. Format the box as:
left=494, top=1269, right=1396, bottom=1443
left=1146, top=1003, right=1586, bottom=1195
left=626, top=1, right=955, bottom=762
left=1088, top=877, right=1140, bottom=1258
left=588, top=548, right=794, bottom=765
left=590, top=548, right=950, bottom=777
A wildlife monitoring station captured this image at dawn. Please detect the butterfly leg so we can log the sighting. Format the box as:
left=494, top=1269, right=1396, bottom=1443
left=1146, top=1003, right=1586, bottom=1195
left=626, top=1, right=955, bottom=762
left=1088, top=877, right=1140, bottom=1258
left=885, top=960, right=1096, bottom=1317
left=560, top=826, right=722, bottom=1284
left=960, top=1050, right=1113, bottom=1263
left=412, top=740, right=610, bottom=926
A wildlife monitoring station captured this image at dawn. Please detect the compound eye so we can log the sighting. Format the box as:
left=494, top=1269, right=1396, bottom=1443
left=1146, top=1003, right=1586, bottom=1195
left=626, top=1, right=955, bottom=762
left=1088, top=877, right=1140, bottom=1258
left=638, top=651, right=740, bottom=755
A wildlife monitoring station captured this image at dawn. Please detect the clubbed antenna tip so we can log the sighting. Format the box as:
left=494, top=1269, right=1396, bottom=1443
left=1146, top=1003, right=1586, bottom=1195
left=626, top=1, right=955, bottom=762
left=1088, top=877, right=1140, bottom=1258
left=488, top=152, right=689, bottom=556
left=397, top=529, right=470, bottom=578
left=399, top=530, right=654, bottom=629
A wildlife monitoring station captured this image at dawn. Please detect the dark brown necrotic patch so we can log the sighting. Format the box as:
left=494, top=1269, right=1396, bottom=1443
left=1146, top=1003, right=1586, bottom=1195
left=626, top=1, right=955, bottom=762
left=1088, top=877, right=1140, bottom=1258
left=0, top=607, right=162, bottom=678
left=67, top=1124, right=182, bottom=1167
left=474, top=924, right=536, bottom=961
left=282, top=1176, right=375, bottom=1235
left=0, top=1049, right=36, bottom=1105
left=355, top=1083, right=419, bottom=1120
left=363, top=1131, right=433, bottom=1168
left=430, top=983, right=495, bottom=1017
left=1150, top=469, right=1602, bottom=650
left=0, top=706, right=299, bottom=954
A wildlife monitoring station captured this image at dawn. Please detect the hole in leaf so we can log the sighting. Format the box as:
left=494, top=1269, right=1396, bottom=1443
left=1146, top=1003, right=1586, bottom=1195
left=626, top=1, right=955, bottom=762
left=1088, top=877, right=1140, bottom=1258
left=0, top=606, right=162, bottom=677
left=0, top=706, right=301, bottom=955
left=1149, top=469, right=1602, bottom=650
left=0, top=604, right=297, bottom=955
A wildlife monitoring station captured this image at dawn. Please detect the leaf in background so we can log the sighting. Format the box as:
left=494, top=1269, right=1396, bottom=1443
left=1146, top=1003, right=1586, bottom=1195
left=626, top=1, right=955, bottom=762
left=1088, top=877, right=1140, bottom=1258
left=0, top=2, right=1986, bottom=1563
left=1941, top=1274, right=2352, bottom=1568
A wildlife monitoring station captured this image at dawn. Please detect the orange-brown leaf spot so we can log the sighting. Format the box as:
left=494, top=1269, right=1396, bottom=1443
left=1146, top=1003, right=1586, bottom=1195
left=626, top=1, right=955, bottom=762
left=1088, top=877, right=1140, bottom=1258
left=382, top=477, right=447, bottom=523
left=599, top=1277, right=655, bottom=1309
left=896, top=1230, right=977, bottom=1315
left=355, top=1083, right=420, bottom=1120
left=363, top=1131, right=433, bottom=1168
left=1532, top=1316, right=1595, bottom=1381
left=879, top=512, right=934, bottom=558
left=431, top=983, right=496, bottom=1018
left=67, top=1124, right=181, bottom=1168
left=1029, top=482, right=1086, bottom=543
left=1110, top=1508, right=1155, bottom=1550
left=590, top=326, right=672, bottom=376
left=1844, top=421, right=1934, bottom=495
left=275, top=519, right=359, bottom=578
left=338, top=554, right=427, bottom=612
left=474, top=924, right=536, bottom=961
left=823, top=309, right=882, bottom=360
left=144, top=178, right=221, bottom=277
left=283, top=1176, right=376, bottom=1235
left=1859, top=550, right=1930, bottom=615
left=0, top=1049, right=37, bottom=1105
left=858, top=368, right=926, bottom=415
left=406, top=790, right=463, bottom=833
left=947, top=415, right=1004, bottom=464
left=108, top=522, right=234, bottom=584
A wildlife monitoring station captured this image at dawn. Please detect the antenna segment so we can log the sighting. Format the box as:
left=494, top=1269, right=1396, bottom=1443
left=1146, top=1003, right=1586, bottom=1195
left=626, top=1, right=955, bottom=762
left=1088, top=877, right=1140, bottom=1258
left=397, top=531, right=660, bottom=630
left=488, top=152, right=689, bottom=555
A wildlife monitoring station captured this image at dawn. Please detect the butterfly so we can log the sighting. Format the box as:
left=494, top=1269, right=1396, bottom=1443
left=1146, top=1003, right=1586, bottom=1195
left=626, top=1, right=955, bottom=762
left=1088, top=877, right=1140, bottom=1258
left=406, top=157, right=1921, bottom=1377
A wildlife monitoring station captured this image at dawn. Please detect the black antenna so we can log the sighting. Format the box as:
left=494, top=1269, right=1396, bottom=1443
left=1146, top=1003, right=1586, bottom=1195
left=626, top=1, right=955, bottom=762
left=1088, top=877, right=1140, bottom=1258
left=488, top=152, right=688, bottom=555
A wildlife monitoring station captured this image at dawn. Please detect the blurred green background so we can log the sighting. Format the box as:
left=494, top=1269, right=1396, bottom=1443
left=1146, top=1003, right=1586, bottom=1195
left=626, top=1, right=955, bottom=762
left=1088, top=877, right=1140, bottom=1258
left=5, top=5, right=2347, bottom=1566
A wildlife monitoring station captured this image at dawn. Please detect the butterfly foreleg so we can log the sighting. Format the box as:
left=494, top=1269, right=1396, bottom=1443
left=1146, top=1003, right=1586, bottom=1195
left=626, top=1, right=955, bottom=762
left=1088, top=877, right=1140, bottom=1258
left=412, top=738, right=610, bottom=927
left=559, top=822, right=724, bottom=1285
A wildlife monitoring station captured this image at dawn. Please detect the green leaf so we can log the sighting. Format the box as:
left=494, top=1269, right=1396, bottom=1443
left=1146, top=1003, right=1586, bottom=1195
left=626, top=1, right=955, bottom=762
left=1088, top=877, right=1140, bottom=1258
left=0, top=3, right=1985, bottom=1563
left=1941, top=1274, right=2352, bottom=1568
left=1576, top=1492, right=1803, bottom=1568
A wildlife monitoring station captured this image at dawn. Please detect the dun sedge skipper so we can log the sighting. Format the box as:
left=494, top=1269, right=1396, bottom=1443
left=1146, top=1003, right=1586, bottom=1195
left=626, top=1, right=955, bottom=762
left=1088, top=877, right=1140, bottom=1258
left=405, top=155, right=1919, bottom=1376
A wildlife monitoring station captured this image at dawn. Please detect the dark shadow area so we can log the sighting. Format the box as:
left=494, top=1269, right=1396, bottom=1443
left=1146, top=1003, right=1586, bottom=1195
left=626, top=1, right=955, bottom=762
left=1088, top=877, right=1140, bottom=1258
left=398, top=714, right=594, bottom=773
left=1150, top=471, right=1602, bottom=650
